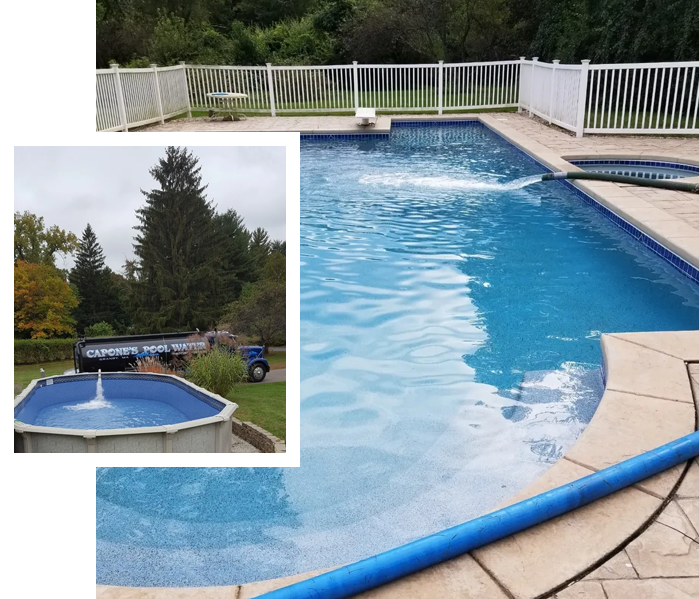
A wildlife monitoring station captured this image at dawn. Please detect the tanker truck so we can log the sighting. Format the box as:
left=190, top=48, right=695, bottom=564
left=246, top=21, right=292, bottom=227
left=73, top=331, right=270, bottom=382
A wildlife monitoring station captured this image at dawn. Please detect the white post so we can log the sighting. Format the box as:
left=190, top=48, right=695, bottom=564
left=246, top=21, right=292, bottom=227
left=529, top=57, right=539, bottom=117
left=352, top=61, right=359, bottom=110
left=266, top=63, right=276, bottom=117
left=438, top=60, right=444, bottom=115
left=576, top=60, right=591, bottom=137
left=179, top=61, right=192, bottom=118
left=111, top=63, right=128, bottom=132
left=548, top=59, right=559, bottom=124
left=151, top=64, right=165, bottom=124
left=518, top=57, right=525, bottom=112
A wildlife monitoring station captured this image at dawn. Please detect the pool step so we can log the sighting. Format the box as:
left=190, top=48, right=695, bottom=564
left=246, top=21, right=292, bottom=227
left=513, top=366, right=604, bottom=423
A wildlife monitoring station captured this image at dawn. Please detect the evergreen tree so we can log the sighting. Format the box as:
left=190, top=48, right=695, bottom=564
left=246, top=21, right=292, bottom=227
left=212, top=209, right=255, bottom=304
left=270, top=239, right=286, bottom=256
left=249, top=227, right=271, bottom=279
left=132, top=146, right=231, bottom=332
left=70, top=224, right=126, bottom=334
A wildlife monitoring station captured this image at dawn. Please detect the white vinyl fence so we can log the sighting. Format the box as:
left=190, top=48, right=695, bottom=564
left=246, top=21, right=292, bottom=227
left=96, top=58, right=699, bottom=136
left=96, top=63, right=191, bottom=132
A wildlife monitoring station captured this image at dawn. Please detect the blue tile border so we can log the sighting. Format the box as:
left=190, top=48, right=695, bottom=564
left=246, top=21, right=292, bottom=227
left=300, top=132, right=389, bottom=141
left=301, top=118, right=699, bottom=287
left=392, top=119, right=481, bottom=128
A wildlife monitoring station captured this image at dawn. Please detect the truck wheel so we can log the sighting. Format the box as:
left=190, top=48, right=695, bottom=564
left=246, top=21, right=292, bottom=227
left=249, top=364, right=266, bottom=383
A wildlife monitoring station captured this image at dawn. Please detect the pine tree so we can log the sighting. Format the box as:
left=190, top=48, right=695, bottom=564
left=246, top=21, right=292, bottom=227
left=249, top=227, right=271, bottom=279
left=132, top=146, right=232, bottom=332
left=212, top=209, right=255, bottom=305
left=70, top=224, right=126, bottom=334
left=270, top=240, right=286, bottom=256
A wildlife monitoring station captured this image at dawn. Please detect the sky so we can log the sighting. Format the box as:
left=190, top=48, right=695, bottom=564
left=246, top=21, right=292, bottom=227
left=14, top=146, right=286, bottom=272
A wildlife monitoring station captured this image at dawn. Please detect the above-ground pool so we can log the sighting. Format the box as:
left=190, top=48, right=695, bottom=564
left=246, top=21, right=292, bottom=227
left=97, top=123, right=699, bottom=587
left=570, top=158, right=699, bottom=180
left=15, top=373, right=236, bottom=452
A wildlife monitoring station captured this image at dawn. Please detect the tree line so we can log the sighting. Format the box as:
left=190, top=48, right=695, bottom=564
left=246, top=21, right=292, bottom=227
left=97, top=0, right=698, bottom=69
left=14, top=147, right=285, bottom=349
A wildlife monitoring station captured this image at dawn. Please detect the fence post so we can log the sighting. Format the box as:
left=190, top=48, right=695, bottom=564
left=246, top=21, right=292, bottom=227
left=529, top=57, right=539, bottom=117
left=518, top=57, right=525, bottom=112
left=548, top=59, right=559, bottom=124
left=150, top=64, right=165, bottom=124
left=111, top=63, right=128, bottom=132
left=266, top=63, right=276, bottom=117
left=438, top=60, right=444, bottom=115
left=575, top=60, right=591, bottom=137
left=353, top=61, right=359, bottom=110
left=179, top=61, right=192, bottom=118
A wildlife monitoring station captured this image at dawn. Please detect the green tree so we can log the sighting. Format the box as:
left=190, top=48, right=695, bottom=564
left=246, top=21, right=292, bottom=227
left=14, top=211, right=79, bottom=267
left=213, top=209, right=255, bottom=303
left=70, top=224, right=127, bottom=334
left=85, top=321, right=117, bottom=337
left=15, top=260, right=79, bottom=339
left=249, top=226, right=271, bottom=279
left=222, top=251, right=286, bottom=352
left=270, top=240, right=286, bottom=255
left=132, top=146, right=232, bottom=332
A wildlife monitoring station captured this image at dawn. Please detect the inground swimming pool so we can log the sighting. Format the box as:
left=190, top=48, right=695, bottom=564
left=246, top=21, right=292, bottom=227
left=97, top=122, right=699, bottom=587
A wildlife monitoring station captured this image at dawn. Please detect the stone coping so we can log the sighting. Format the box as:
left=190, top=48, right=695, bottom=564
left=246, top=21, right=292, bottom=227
left=96, top=330, right=699, bottom=599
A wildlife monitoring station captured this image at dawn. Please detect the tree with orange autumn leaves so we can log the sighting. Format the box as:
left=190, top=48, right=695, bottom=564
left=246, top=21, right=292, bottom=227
left=14, top=261, right=79, bottom=339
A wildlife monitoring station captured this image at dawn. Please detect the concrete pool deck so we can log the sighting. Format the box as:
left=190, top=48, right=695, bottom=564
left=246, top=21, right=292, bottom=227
left=96, top=331, right=699, bottom=599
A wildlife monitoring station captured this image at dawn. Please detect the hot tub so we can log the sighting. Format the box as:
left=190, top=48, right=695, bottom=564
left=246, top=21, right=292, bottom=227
left=569, top=158, right=699, bottom=180
left=14, top=372, right=237, bottom=453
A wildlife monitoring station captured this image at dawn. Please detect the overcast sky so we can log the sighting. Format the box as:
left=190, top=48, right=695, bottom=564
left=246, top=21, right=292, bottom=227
left=14, top=146, right=286, bottom=272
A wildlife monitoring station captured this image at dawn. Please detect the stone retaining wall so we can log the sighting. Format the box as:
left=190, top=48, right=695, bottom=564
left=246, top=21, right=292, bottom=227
left=231, top=417, right=286, bottom=453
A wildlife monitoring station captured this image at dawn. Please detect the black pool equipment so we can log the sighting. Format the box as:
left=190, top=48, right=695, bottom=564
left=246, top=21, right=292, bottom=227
left=541, top=171, right=699, bottom=193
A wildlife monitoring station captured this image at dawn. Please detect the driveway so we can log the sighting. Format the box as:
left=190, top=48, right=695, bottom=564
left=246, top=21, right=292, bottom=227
left=262, top=368, right=285, bottom=384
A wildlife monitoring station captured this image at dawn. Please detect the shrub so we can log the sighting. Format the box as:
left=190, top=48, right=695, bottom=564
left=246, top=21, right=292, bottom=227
left=14, top=338, right=76, bottom=365
left=134, top=356, right=177, bottom=375
left=84, top=321, right=116, bottom=338
left=186, top=346, right=248, bottom=397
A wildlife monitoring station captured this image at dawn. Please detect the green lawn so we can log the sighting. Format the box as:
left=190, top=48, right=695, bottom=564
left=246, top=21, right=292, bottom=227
left=14, top=360, right=74, bottom=394
left=178, top=105, right=518, bottom=120
left=227, top=381, right=286, bottom=441
left=266, top=350, right=286, bottom=369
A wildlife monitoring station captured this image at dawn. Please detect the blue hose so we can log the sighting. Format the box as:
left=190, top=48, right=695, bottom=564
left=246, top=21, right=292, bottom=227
left=258, top=431, right=699, bottom=599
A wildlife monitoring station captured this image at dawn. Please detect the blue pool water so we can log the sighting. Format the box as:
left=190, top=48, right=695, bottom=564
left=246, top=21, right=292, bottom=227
left=16, top=376, right=221, bottom=429
left=31, top=398, right=192, bottom=429
left=97, top=124, right=699, bottom=587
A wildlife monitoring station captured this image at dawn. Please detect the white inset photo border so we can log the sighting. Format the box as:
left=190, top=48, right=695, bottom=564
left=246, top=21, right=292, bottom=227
left=13, top=134, right=300, bottom=467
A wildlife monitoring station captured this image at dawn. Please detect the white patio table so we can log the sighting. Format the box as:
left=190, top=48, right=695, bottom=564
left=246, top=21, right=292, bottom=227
left=206, top=92, right=248, bottom=121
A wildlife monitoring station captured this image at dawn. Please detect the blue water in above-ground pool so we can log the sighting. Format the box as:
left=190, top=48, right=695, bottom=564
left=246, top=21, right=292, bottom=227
left=15, top=376, right=221, bottom=429
left=97, top=124, right=699, bottom=587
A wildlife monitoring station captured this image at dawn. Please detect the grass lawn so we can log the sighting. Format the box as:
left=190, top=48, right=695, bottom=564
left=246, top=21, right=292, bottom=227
left=266, top=350, right=285, bottom=370
left=227, top=382, right=286, bottom=441
left=14, top=360, right=74, bottom=394
left=178, top=106, right=518, bottom=119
